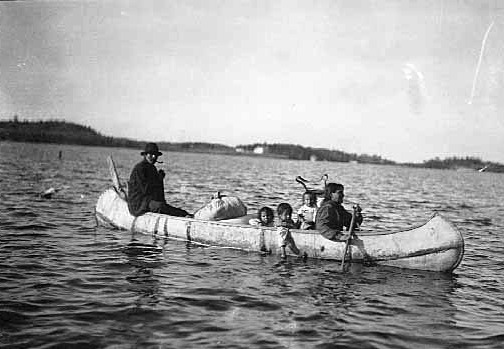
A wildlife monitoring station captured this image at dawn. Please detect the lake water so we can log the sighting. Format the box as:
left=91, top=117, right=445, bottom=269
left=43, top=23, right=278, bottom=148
left=1, top=141, right=503, bottom=349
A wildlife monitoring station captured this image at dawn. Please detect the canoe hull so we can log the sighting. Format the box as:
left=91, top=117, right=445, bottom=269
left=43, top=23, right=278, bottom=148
left=95, top=188, right=464, bottom=272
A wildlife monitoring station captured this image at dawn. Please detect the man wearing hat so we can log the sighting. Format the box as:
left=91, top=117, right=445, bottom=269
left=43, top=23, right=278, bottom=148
left=127, top=142, right=191, bottom=217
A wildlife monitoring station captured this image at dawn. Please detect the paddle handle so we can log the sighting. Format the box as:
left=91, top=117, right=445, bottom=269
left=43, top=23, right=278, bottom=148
left=341, top=205, right=358, bottom=269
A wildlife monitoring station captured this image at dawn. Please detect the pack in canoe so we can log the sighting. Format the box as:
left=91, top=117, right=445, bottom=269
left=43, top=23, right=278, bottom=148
left=95, top=157, right=464, bottom=273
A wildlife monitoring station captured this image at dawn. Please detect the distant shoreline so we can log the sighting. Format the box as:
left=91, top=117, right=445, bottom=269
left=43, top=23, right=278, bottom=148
left=1, top=118, right=503, bottom=173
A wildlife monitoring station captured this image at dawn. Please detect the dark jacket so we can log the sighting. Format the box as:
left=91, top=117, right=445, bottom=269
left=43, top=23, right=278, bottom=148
left=127, top=159, right=165, bottom=216
left=315, top=200, right=362, bottom=241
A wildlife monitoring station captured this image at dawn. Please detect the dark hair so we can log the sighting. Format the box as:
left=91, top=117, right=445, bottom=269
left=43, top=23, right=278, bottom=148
left=277, top=203, right=293, bottom=216
left=303, top=191, right=317, bottom=205
left=324, top=183, right=344, bottom=201
left=257, top=206, right=274, bottom=221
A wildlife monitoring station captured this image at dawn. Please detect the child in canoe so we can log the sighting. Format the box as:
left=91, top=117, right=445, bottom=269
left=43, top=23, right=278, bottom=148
left=296, top=191, right=318, bottom=230
left=249, top=206, right=275, bottom=227
left=276, top=203, right=301, bottom=258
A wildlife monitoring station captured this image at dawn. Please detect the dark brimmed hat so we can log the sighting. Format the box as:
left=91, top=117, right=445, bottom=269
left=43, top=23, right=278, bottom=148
left=141, top=142, right=162, bottom=156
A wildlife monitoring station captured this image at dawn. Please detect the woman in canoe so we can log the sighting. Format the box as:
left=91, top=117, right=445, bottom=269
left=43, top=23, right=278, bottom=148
left=315, top=183, right=362, bottom=241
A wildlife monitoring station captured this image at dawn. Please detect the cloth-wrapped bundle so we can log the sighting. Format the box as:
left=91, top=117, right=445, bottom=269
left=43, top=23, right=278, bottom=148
left=194, top=192, right=247, bottom=221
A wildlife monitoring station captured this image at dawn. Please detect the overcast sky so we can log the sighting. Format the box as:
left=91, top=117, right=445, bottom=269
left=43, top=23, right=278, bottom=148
left=1, top=1, right=503, bottom=163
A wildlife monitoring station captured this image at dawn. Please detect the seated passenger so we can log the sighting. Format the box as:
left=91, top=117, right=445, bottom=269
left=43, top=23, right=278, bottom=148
left=315, top=183, right=363, bottom=242
left=249, top=206, right=275, bottom=227
left=127, top=142, right=191, bottom=217
left=276, top=203, right=300, bottom=258
left=296, top=191, right=318, bottom=230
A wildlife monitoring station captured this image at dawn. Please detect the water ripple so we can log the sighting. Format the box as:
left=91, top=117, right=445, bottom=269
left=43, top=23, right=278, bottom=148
left=1, top=142, right=504, bottom=348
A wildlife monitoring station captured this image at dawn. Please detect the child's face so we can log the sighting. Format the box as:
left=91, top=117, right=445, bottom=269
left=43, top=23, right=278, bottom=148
left=260, top=211, right=272, bottom=224
left=303, top=194, right=313, bottom=206
left=279, top=211, right=292, bottom=222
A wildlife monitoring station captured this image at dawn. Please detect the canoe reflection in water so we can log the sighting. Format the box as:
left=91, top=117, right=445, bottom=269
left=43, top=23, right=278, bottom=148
left=105, top=223, right=462, bottom=348
left=123, top=238, right=164, bottom=308
left=259, top=262, right=460, bottom=347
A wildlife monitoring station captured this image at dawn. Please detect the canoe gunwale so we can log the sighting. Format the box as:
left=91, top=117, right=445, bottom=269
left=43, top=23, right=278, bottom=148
left=100, top=186, right=459, bottom=239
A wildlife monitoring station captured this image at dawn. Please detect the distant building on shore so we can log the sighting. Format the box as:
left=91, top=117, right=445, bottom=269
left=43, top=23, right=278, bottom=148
left=235, top=145, right=269, bottom=155
left=253, top=146, right=265, bottom=154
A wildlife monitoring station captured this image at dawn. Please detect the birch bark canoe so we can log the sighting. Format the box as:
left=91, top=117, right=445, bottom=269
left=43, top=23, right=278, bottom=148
left=95, top=187, right=464, bottom=273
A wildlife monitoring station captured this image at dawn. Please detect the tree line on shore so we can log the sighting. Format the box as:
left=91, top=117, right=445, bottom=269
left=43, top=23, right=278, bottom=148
left=1, top=118, right=503, bottom=172
left=403, top=156, right=504, bottom=172
left=0, top=118, right=233, bottom=153
left=236, top=143, right=395, bottom=164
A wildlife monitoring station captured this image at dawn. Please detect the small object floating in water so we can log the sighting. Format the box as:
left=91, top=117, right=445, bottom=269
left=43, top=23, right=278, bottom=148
left=478, top=165, right=489, bottom=172
left=40, top=187, right=58, bottom=199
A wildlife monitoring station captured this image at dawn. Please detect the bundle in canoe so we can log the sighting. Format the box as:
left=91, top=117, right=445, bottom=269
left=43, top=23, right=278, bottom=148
left=95, top=157, right=464, bottom=273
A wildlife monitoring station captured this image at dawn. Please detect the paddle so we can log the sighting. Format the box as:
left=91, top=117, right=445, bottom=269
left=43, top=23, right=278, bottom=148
left=341, top=205, right=359, bottom=270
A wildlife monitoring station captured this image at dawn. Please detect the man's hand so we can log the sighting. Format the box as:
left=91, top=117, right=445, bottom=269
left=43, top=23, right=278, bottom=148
left=158, top=169, right=165, bottom=179
left=353, top=204, right=363, bottom=225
